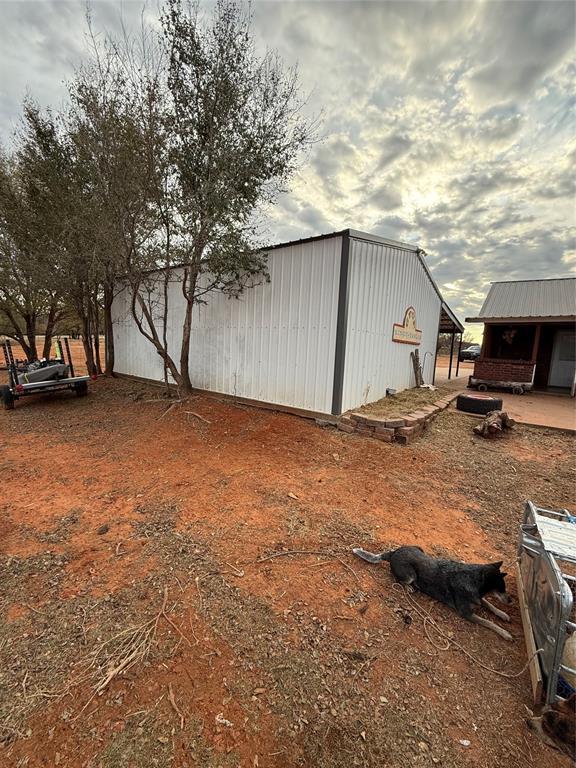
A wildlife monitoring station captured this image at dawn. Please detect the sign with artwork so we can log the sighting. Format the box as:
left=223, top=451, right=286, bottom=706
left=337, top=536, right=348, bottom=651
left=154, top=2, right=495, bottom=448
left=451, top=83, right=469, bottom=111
left=392, top=306, right=422, bottom=345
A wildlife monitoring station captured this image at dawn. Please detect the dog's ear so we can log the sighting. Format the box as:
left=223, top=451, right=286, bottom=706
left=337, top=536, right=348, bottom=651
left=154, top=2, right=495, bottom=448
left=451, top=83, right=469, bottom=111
left=491, top=561, right=504, bottom=570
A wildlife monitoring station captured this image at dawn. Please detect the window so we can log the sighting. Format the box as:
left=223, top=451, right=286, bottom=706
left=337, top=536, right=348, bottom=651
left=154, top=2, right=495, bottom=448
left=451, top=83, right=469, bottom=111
left=487, top=325, right=535, bottom=360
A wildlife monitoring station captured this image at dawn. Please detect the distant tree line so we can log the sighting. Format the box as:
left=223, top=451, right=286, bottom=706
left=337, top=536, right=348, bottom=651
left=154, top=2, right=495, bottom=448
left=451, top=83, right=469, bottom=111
left=0, top=0, right=314, bottom=389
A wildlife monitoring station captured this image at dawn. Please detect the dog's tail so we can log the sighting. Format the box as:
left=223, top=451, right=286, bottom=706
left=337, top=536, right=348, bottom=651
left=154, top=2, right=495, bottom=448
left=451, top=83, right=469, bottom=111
left=352, top=547, right=392, bottom=564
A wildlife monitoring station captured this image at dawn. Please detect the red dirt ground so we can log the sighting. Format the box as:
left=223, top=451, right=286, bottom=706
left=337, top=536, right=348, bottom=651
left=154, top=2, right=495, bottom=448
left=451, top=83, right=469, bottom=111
left=0, top=375, right=574, bottom=768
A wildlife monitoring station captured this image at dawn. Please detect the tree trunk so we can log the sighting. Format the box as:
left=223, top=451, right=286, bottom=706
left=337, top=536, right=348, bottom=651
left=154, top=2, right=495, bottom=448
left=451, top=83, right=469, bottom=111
left=179, top=268, right=197, bottom=394
left=80, top=315, right=97, bottom=376
left=24, top=314, right=38, bottom=361
left=93, top=333, right=102, bottom=374
left=2, top=307, right=32, bottom=360
left=92, top=294, right=102, bottom=374
left=13, top=336, right=32, bottom=361
left=130, top=285, right=181, bottom=384
left=103, top=283, right=115, bottom=376
left=42, top=302, right=59, bottom=359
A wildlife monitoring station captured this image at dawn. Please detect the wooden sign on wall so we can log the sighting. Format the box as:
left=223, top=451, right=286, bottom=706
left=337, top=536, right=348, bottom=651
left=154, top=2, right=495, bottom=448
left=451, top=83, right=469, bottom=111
left=392, top=306, right=422, bottom=345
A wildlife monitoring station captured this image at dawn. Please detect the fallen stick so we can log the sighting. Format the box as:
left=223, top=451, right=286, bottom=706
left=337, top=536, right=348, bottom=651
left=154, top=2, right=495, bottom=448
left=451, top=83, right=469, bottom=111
left=185, top=411, right=211, bottom=424
left=23, top=603, right=44, bottom=615
left=225, top=562, right=244, bottom=577
left=195, top=576, right=203, bottom=609
left=161, top=611, right=192, bottom=647
left=159, top=402, right=179, bottom=420
left=256, top=550, right=361, bottom=584
left=168, top=683, right=185, bottom=730
left=257, top=549, right=337, bottom=562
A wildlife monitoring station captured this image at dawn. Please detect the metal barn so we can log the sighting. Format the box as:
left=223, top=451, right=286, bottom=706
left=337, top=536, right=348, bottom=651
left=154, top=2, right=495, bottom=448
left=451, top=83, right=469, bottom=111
left=112, top=229, right=462, bottom=416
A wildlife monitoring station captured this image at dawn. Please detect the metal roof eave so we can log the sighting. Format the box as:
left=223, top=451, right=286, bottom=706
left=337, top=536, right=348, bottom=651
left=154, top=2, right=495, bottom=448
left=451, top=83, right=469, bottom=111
left=466, top=315, right=576, bottom=324
left=440, top=302, right=464, bottom=333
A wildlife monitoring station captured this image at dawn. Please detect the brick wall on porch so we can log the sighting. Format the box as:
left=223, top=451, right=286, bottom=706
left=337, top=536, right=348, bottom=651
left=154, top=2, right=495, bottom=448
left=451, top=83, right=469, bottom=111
left=473, top=359, right=534, bottom=383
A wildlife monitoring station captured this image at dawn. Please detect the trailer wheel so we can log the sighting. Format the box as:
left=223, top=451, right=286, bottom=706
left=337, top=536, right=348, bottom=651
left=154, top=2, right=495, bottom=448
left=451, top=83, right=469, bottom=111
left=456, top=393, right=503, bottom=415
left=74, top=382, right=88, bottom=397
left=512, top=385, right=524, bottom=395
left=0, top=385, right=15, bottom=410
left=477, top=383, right=489, bottom=392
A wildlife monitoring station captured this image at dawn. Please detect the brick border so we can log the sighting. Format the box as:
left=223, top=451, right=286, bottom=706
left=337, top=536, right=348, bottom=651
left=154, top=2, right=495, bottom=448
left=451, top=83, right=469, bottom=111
left=337, top=393, right=459, bottom=444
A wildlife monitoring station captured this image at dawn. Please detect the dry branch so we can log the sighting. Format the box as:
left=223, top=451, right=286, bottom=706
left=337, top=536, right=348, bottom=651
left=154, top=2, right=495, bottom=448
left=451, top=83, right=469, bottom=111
left=159, top=401, right=180, bottom=419
left=74, top=587, right=171, bottom=716
left=168, top=683, right=185, bottom=729
left=185, top=411, right=211, bottom=424
left=256, top=550, right=361, bottom=584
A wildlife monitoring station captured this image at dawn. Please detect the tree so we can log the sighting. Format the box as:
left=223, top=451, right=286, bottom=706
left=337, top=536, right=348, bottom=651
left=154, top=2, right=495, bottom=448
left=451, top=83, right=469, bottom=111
left=123, top=0, right=315, bottom=393
left=1, top=0, right=315, bottom=387
left=0, top=105, right=67, bottom=360
left=66, top=18, right=169, bottom=377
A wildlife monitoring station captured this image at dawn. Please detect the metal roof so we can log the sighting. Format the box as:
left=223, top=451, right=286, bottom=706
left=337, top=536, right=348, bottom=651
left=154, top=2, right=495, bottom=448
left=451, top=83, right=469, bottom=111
left=466, top=278, right=576, bottom=323
left=266, top=228, right=462, bottom=331
left=439, top=303, right=464, bottom=333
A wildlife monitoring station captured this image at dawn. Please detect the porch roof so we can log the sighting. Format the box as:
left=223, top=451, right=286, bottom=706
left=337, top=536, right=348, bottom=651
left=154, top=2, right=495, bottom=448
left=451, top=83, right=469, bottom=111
left=466, top=277, right=576, bottom=323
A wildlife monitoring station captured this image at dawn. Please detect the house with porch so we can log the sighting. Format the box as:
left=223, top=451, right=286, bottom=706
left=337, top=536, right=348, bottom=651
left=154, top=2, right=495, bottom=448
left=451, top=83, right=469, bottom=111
left=466, top=278, right=576, bottom=396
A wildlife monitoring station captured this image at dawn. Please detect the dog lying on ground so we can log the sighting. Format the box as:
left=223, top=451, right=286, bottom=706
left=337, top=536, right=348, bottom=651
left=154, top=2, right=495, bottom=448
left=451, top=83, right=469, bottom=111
left=526, top=694, right=576, bottom=759
left=352, top=545, right=512, bottom=640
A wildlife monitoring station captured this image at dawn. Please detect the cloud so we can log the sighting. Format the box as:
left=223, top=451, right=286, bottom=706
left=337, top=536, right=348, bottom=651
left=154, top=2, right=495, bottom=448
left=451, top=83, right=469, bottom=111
left=376, top=132, right=412, bottom=171
left=0, top=0, right=574, bottom=339
left=464, top=0, right=576, bottom=108
left=365, top=182, right=403, bottom=211
left=474, top=103, right=524, bottom=144
left=449, top=166, right=526, bottom=211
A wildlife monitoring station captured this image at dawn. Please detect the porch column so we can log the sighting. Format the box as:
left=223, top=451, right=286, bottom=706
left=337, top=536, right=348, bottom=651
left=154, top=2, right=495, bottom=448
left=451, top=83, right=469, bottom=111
left=480, top=325, right=490, bottom=360
left=531, top=324, right=541, bottom=362
left=456, top=332, right=462, bottom=376
left=448, top=331, right=455, bottom=380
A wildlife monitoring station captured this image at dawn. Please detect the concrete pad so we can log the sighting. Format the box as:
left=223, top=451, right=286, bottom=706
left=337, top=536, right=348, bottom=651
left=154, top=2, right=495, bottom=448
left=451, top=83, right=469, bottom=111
left=498, top=391, right=576, bottom=432
left=452, top=389, right=576, bottom=432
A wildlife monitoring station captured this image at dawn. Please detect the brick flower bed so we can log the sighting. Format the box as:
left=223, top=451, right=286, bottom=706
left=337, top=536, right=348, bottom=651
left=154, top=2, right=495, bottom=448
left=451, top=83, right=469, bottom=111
left=338, top=392, right=458, bottom=444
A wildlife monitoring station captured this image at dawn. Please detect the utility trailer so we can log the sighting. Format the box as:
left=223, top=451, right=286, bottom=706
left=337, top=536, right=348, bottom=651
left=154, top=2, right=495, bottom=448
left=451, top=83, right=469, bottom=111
left=517, top=501, right=576, bottom=706
left=1, top=338, right=91, bottom=410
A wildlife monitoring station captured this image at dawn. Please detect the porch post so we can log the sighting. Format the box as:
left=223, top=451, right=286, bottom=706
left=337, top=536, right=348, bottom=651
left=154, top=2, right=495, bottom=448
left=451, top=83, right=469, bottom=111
left=531, top=324, right=541, bottom=362
left=456, top=332, right=462, bottom=376
left=448, top=331, right=455, bottom=380
left=480, top=325, right=489, bottom=360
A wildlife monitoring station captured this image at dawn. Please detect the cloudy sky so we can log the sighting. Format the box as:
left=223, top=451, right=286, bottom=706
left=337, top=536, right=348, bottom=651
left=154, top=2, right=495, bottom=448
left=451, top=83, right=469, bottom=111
left=1, top=0, right=575, bottom=338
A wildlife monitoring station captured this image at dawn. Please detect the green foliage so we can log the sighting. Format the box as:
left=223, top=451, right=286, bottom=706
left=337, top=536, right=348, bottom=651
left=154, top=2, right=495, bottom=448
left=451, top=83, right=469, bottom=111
left=0, top=0, right=315, bottom=385
left=162, top=0, right=311, bottom=293
left=0, top=105, right=69, bottom=357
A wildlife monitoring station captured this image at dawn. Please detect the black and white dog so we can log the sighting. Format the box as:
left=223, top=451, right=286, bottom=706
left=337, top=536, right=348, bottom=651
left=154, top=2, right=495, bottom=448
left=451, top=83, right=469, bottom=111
left=352, top=545, right=512, bottom=640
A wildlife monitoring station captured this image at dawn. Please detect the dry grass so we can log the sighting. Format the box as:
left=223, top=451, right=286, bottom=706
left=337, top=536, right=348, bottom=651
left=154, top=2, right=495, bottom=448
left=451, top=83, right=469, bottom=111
left=418, top=412, right=576, bottom=557
left=352, top=385, right=454, bottom=417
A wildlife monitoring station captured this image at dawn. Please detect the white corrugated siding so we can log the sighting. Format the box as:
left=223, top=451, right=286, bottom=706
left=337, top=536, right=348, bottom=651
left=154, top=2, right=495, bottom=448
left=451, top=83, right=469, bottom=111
left=341, top=238, right=441, bottom=412
left=112, top=236, right=342, bottom=413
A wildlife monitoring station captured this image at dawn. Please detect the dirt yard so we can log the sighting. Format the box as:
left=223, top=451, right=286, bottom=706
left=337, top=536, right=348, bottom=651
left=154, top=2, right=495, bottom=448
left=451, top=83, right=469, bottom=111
left=0, top=377, right=574, bottom=768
